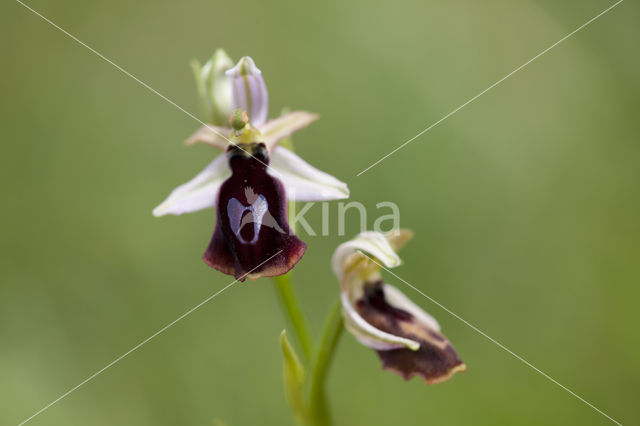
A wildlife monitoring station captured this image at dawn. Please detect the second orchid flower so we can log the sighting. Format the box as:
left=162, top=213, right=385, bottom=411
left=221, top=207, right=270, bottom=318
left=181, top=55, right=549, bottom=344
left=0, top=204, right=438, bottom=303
left=332, top=230, right=466, bottom=384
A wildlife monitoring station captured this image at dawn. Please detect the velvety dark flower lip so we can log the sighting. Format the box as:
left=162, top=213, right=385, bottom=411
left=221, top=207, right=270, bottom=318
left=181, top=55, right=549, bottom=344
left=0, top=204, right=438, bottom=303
left=333, top=230, right=465, bottom=384
left=203, top=143, right=306, bottom=281
left=357, top=280, right=465, bottom=384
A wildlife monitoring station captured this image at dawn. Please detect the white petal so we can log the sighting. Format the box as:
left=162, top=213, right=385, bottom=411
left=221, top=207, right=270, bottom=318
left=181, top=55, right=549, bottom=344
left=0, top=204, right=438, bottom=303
left=382, top=284, right=440, bottom=331
left=261, top=111, right=319, bottom=151
left=341, top=292, right=420, bottom=351
left=331, top=231, right=401, bottom=280
left=153, top=154, right=230, bottom=217
left=184, top=125, right=231, bottom=149
left=269, top=146, right=349, bottom=202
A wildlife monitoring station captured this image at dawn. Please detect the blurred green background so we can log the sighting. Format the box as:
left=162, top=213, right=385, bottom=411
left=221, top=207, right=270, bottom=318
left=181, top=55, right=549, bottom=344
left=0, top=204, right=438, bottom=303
left=1, top=0, right=639, bottom=425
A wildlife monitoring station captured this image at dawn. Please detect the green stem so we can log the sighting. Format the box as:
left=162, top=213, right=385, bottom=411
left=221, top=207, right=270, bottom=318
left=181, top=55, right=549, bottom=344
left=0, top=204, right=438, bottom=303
left=273, top=273, right=314, bottom=362
left=308, top=298, right=344, bottom=426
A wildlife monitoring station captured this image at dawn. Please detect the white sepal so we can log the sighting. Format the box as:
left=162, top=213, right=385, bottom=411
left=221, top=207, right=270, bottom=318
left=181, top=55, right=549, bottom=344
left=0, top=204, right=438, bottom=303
left=191, top=49, right=233, bottom=126
left=383, top=284, right=440, bottom=331
left=153, top=154, right=230, bottom=217
left=207, top=49, right=234, bottom=125
left=269, top=146, right=349, bottom=202
left=341, top=292, right=420, bottom=351
left=331, top=231, right=402, bottom=280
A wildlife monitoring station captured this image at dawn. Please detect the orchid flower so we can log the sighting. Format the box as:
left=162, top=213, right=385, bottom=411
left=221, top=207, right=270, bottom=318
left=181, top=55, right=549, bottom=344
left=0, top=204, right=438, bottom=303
left=154, top=51, right=349, bottom=281
left=332, top=230, right=466, bottom=384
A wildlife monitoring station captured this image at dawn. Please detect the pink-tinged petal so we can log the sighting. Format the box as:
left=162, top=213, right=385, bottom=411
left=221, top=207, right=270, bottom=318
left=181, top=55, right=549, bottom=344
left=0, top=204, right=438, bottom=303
left=184, top=125, right=232, bottom=149
left=153, top=154, right=230, bottom=217
left=269, top=147, right=349, bottom=202
left=261, top=111, right=319, bottom=151
left=203, top=143, right=306, bottom=281
left=226, top=57, right=269, bottom=127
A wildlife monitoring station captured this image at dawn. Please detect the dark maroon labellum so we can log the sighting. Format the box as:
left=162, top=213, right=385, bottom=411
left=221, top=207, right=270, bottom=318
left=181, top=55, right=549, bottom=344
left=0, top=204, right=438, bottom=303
left=356, top=281, right=465, bottom=384
left=203, top=143, right=306, bottom=281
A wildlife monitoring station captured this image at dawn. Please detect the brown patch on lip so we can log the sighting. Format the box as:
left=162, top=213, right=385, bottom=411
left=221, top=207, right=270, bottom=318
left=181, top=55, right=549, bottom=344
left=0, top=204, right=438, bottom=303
left=355, top=281, right=465, bottom=384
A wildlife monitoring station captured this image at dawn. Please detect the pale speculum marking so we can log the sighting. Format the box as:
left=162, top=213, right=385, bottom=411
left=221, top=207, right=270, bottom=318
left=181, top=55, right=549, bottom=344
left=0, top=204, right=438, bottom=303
left=227, top=194, right=269, bottom=244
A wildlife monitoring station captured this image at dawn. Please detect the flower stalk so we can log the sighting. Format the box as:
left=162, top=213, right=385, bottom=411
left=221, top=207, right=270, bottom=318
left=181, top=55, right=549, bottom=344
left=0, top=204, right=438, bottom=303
left=274, top=273, right=314, bottom=362
left=308, top=298, right=343, bottom=426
